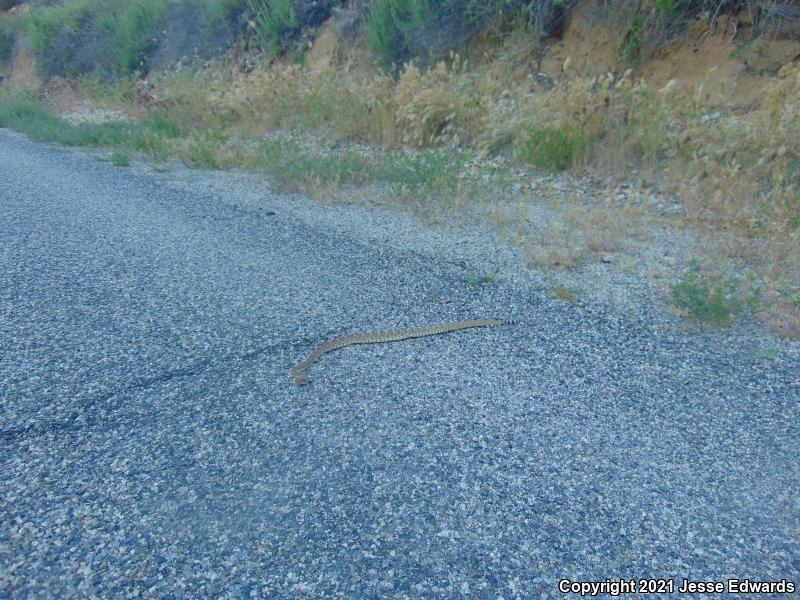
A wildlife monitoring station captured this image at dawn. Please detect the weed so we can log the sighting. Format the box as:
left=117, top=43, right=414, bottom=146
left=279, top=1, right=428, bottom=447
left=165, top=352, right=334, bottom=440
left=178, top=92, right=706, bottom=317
left=670, top=262, right=750, bottom=325
left=548, top=285, right=578, bottom=302
left=248, top=0, right=298, bottom=57
left=466, top=269, right=500, bottom=285
left=515, top=125, right=588, bottom=172
left=619, top=14, right=645, bottom=62
left=365, top=0, right=434, bottom=70
left=25, top=0, right=166, bottom=77
left=374, top=149, right=466, bottom=193
left=141, top=110, right=183, bottom=138
left=250, top=137, right=372, bottom=190
left=111, top=0, right=168, bottom=75
left=180, top=135, right=224, bottom=169
left=23, top=0, right=246, bottom=78
left=290, top=44, right=306, bottom=66
left=747, top=347, right=778, bottom=360
left=111, top=151, right=131, bottom=166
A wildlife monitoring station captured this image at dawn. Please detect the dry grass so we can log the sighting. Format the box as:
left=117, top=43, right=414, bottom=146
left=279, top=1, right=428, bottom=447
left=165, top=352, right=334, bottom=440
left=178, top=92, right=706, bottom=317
left=139, top=51, right=799, bottom=333
left=30, top=34, right=800, bottom=336
left=661, top=65, right=800, bottom=334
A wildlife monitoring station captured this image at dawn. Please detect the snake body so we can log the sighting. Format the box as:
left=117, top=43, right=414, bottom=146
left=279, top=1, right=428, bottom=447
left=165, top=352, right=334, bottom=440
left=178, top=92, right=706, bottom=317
left=291, top=319, right=511, bottom=384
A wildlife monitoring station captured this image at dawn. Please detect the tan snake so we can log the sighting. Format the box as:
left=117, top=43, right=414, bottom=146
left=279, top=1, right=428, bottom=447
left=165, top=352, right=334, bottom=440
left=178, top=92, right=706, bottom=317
left=291, top=319, right=513, bottom=384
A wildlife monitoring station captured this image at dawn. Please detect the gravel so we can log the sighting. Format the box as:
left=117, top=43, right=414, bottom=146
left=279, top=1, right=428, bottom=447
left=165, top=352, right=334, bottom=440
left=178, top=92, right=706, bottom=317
left=1, top=128, right=798, bottom=598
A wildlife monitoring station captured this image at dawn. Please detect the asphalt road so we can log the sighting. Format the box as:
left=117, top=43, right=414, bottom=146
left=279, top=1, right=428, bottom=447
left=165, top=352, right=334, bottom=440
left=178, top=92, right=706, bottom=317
left=1, top=129, right=799, bottom=598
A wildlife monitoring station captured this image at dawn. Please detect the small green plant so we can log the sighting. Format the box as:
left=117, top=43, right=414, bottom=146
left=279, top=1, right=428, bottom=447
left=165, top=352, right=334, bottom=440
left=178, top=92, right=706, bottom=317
left=111, top=151, right=131, bottom=166
left=548, top=285, right=578, bottom=302
left=653, top=0, right=677, bottom=19
left=25, top=0, right=168, bottom=77
left=250, top=137, right=370, bottom=189
left=515, top=125, right=589, bottom=171
left=248, top=0, right=298, bottom=57
left=290, top=43, right=306, bottom=65
left=619, top=14, right=644, bottom=62
left=374, top=149, right=466, bottom=193
left=747, top=347, right=778, bottom=360
left=671, top=262, right=746, bottom=325
left=466, top=269, right=500, bottom=285
left=23, top=0, right=245, bottom=78
left=180, top=129, right=230, bottom=169
left=366, top=0, right=433, bottom=70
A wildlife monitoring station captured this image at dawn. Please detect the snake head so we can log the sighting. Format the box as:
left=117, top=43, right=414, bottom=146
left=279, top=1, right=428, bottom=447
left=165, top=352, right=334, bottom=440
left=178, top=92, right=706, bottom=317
left=292, top=371, right=310, bottom=385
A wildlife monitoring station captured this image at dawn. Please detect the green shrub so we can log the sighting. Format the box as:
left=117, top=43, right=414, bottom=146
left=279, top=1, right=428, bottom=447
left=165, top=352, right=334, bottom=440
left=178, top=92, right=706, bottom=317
left=26, top=0, right=92, bottom=76
left=110, top=0, right=168, bottom=74
left=24, top=0, right=248, bottom=79
left=26, top=0, right=162, bottom=77
left=247, top=0, right=343, bottom=57
left=619, top=14, right=645, bottom=61
left=365, top=0, right=433, bottom=69
left=671, top=262, right=749, bottom=325
left=366, top=1, right=574, bottom=71
left=0, top=15, right=16, bottom=64
left=248, top=0, right=297, bottom=56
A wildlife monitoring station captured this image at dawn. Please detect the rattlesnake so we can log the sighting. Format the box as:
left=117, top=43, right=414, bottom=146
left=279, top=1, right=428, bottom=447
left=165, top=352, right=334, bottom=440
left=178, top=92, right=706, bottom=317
left=291, top=319, right=513, bottom=384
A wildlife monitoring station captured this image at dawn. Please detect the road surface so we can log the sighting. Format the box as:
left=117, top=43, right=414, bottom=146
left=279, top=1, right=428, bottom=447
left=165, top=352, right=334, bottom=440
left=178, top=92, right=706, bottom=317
left=1, top=129, right=798, bottom=597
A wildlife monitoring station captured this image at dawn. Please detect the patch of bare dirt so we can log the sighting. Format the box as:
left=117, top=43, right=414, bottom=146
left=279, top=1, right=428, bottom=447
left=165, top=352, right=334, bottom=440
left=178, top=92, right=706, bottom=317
left=642, top=16, right=800, bottom=107
left=539, top=0, right=620, bottom=78
left=535, top=0, right=799, bottom=108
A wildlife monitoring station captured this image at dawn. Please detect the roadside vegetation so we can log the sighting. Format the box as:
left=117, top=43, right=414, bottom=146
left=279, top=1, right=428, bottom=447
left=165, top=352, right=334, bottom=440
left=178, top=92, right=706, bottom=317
left=22, top=0, right=247, bottom=78
left=0, top=11, right=16, bottom=63
left=0, top=0, right=798, bottom=335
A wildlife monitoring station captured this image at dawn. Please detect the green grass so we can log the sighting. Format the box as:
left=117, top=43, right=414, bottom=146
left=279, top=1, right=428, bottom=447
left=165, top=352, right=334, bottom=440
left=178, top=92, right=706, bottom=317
left=248, top=0, right=298, bottom=58
left=515, top=125, right=590, bottom=172
left=373, top=149, right=467, bottom=193
left=24, top=0, right=167, bottom=77
left=365, top=0, right=430, bottom=70
left=249, top=136, right=470, bottom=194
left=0, top=86, right=475, bottom=200
left=0, top=91, right=192, bottom=162
left=466, top=269, right=500, bottom=285
left=0, top=94, right=130, bottom=146
left=22, top=0, right=247, bottom=79
left=619, top=14, right=645, bottom=62
left=249, top=137, right=372, bottom=188
left=111, top=151, right=131, bottom=166
left=669, top=262, right=762, bottom=325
